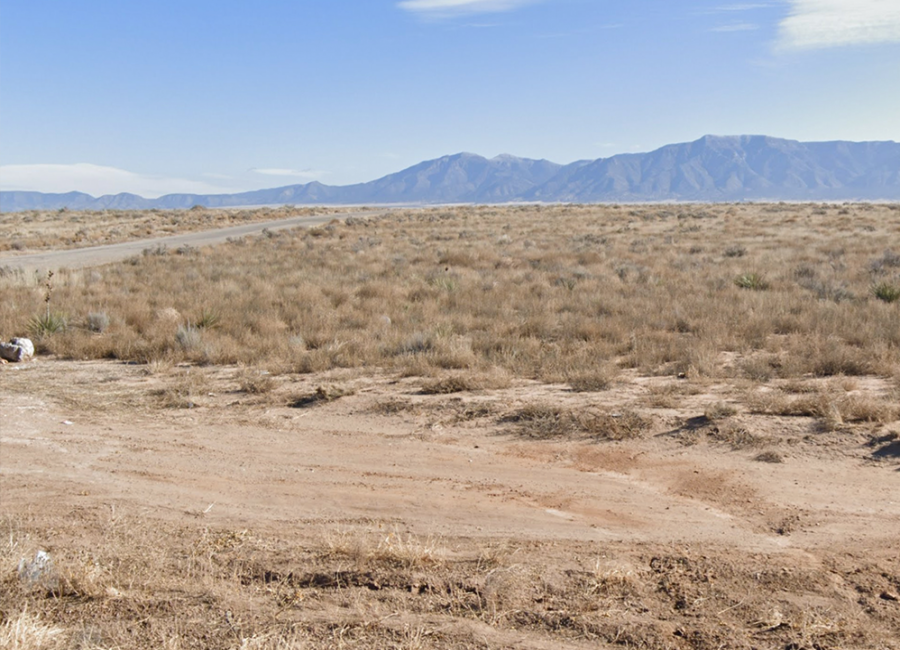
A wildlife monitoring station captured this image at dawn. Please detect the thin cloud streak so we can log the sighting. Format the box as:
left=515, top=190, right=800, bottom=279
left=0, top=163, right=237, bottom=198
left=398, top=0, right=540, bottom=17
left=711, top=23, right=760, bottom=32
left=778, top=0, right=900, bottom=50
left=715, top=3, right=772, bottom=10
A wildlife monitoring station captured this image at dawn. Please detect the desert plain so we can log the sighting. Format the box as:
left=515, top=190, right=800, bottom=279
left=1, top=202, right=899, bottom=649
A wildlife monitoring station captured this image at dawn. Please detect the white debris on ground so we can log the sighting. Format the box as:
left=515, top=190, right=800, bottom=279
left=18, top=550, right=59, bottom=593
left=0, top=337, right=34, bottom=363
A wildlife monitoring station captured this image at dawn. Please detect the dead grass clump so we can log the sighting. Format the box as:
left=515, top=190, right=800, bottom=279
left=579, top=410, right=650, bottom=440
left=290, top=384, right=355, bottom=408
left=238, top=368, right=276, bottom=394
left=703, top=401, right=738, bottom=421
left=152, top=369, right=211, bottom=408
left=369, top=398, right=420, bottom=415
left=567, top=364, right=618, bottom=392
left=748, top=390, right=898, bottom=426
left=710, top=421, right=766, bottom=449
left=503, top=404, right=649, bottom=440
left=419, top=371, right=511, bottom=394
left=420, top=375, right=481, bottom=394
left=797, top=340, right=873, bottom=377
left=501, top=403, right=570, bottom=438
left=174, top=323, right=203, bottom=353
left=739, top=354, right=781, bottom=382
left=321, top=529, right=446, bottom=571
left=836, top=394, right=900, bottom=423
left=450, top=401, right=499, bottom=423
left=0, top=610, right=69, bottom=650
left=85, top=310, right=110, bottom=333
left=641, top=381, right=703, bottom=409
left=755, top=450, right=785, bottom=463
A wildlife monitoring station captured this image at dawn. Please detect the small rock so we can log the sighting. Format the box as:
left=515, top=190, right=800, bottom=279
left=881, top=591, right=900, bottom=602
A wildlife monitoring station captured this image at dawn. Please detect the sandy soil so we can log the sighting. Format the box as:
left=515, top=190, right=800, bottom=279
left=2, top=358, right=899, bottom=648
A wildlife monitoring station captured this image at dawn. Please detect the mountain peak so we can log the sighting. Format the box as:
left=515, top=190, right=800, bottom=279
left=3, top=136, right=899, bottom=211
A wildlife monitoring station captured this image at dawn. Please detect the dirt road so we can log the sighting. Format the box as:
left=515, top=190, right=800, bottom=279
left=3, top=360, right=898, bottom=550
left=0, top=208, right=385, bottom=274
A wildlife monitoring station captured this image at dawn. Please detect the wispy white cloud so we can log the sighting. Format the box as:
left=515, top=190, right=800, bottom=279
left=711, top=22, right=760, bottom=31
left=715, top=3, right=772, bottom=10
left=0, top=163, right=235, bottom=198
left=251, top=168, right=325, bottom=180
left=778, top=0, right=900, bottom=50
left=697, top=3, right=772, bottom=14
left=398, top=0, right=540, bottom=18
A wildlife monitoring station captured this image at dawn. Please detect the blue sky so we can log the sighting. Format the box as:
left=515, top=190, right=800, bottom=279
left=1, top=0, right=899, bottom=197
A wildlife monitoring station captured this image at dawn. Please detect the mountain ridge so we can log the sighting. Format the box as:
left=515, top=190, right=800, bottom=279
left=3, top=135, right=899, bottom=212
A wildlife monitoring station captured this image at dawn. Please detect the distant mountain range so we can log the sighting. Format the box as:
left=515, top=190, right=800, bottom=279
left=3, top=135, right=900, bottom=212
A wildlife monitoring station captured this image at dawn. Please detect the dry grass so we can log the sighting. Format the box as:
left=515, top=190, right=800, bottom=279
left=0, top=205, right=346, bottom=253
left=2, top=203, right=899, bottom=386
left=419, top=370, right=511, bottom=394
left=566, top=363, right=619, bottom=392
left=4, top=203, right=900, bottom=650
left=3, top=514, right=900, bottom=650
left=503, top=403, right=650, bottom=440
left=748, top=388, right=899, bottom=425
left=289, top=384, right=356, bottom=408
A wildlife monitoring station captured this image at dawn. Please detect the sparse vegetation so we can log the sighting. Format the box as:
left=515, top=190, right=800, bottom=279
left=27, top=311, right=68, bottom=338
left=290, top=384, right=355, bottom=408
left=872, top=281, right=900, bottom=303
left=3, top=203, right=900, bottom=649
left=86, top=310, right=110, bottom=333
left=420, top=371, right=511, bottom=394
left=237, top=367, right=276, bottom=394
left=3, top=203, right=898, bottom=383
left=733, top=272, right=769, bottom=290
left=0, top=204, right=346, bottom=253
left=503, top=403, right=649, bottom=440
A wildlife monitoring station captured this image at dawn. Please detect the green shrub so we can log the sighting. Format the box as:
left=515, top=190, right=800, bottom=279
left=872, top=282, right=900, bottom=303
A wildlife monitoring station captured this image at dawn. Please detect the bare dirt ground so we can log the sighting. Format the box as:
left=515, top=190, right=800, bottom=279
left=2, top=357, right=899, bottom=649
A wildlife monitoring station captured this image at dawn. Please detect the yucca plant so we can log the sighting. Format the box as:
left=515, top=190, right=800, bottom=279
left=734, top=273, right=769, bottom=291
left=194, top=308, right=222, bottom=330
left=28, top=312, right=68, bottom=337
left=29, top=270, right=67, bottom=337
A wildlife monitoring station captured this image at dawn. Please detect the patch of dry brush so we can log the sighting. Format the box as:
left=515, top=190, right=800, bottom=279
left=1, top=203, right=899, bottom=385
left=0, top=204, right=345, bottom=253
left=3, top=514, right=900, bottom=650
